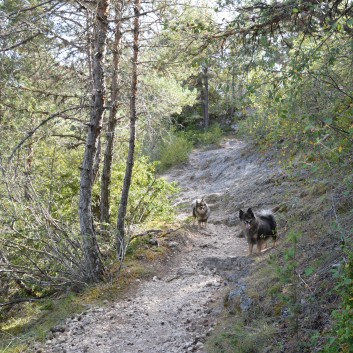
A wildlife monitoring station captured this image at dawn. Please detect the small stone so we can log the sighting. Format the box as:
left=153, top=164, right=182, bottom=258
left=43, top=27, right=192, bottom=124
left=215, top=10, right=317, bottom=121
left=149, top=238, right=159, bottom=246
left=51, top=325, right=66, bottom=333
left=195, top=341, right=204, bottom=349
left=57, top=336, right=67, bottom=344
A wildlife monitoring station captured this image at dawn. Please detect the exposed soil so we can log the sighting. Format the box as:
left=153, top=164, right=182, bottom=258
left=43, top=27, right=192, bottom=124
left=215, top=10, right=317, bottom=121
left=34, top=137, right=289, bottom=353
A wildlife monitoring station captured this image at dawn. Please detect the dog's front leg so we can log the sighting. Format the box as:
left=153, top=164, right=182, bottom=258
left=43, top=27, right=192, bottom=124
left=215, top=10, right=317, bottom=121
left=248, top=242, right=254, bottom=256
left=272, top=237, right=277, bottom=248
left=257, top=241, right=263, bottom=253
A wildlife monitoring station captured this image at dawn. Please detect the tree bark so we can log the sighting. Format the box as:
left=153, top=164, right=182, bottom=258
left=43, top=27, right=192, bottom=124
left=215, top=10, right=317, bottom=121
left=100, top=1, right=124, bottom=225
left=230, top=65, right=236, bottom=120
left=79, top=0, right=110, bottom=283
left=201, top=64, right=209, bottom=130
left=116, top=0, right=140, bottom=260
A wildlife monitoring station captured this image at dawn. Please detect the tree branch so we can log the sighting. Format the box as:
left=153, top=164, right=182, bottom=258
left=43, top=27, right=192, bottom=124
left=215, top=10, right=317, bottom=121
left=8, top=107, right=86, bottom=162
left=0, top=33, right=42, bottom=52
left=0, top=297, right=46, bottom=307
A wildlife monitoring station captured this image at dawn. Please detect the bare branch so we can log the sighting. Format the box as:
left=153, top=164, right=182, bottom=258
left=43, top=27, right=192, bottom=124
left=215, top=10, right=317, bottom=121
left=0, top=33, right=42, bottom=52
left=8, top=107, right=86, bottom=162
left=6, top=0, right=59, bottom=17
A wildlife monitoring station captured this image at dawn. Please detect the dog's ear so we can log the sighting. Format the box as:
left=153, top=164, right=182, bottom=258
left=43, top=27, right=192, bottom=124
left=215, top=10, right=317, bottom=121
left=239, top=210, right=244, bottom=219
left=247, top=208, right=254, bottom=217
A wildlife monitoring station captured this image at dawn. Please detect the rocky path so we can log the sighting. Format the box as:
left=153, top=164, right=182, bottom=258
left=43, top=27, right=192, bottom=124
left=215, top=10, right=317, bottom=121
left=36, top=138, right=283, bottom=353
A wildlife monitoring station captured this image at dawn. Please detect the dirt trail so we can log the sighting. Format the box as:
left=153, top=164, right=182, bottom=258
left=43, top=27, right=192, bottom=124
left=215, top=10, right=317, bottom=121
left=36, top=138, right=284, bottom=353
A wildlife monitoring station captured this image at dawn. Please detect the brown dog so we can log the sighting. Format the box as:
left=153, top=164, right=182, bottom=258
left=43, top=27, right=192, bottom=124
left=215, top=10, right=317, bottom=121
left=192, top=198, right=210, bottom=228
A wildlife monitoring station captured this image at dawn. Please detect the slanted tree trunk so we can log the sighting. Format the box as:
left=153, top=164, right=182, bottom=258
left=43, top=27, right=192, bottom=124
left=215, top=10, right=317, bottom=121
left=116, top=0, right=140, bottom=260
left=202, top=64, right=209, bottom=130
left=79, top=0, right=110, bottom=283
left=100, top=1, right=124, bottom=225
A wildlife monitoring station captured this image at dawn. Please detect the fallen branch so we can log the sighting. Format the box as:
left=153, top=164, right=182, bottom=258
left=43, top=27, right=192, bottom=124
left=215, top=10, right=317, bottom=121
left=130, top=229, right=163, bottom=241
left=0, top=296, right=47, bottom=307
left=130, top=226, right=185, bottom=241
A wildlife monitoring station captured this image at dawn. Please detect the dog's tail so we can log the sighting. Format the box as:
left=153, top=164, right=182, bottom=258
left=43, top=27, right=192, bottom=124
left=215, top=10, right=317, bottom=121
left=258, top=210, right=277, bottom=230
left=258, top=209, right=274, bottom=217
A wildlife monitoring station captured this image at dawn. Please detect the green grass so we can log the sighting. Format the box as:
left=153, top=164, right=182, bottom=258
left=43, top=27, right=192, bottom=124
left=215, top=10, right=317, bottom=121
left=182, top=123, right=224, bottom=147
left=157, top=124, right=225, bottom=172
left=206, top=319, right=276, bottom=353
left=157, top=133, right=193, bottom=172
left=0, top=294, right=85, bottom=352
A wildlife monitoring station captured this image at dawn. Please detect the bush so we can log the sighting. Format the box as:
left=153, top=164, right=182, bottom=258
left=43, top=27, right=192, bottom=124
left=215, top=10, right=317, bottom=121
left=155, top=124, right=224, bottom=172
left=182, top=123, right=223, bottom=147
left=157, top=133, right=193, bottom=172
left=323, top=218, right=353, bottom=352
left=198, top=124, right=224, bottom=145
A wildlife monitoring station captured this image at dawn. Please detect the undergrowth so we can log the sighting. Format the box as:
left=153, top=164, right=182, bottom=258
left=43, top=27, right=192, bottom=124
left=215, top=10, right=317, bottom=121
left=206, top=317, right=276, bottom=353
left=157, top=124, right=224, bottom=172
left=0, top=226, right=179, bottom=353
left=234, top=109, right=353, bottom=351
left=322, top=217, right=353, bottom=352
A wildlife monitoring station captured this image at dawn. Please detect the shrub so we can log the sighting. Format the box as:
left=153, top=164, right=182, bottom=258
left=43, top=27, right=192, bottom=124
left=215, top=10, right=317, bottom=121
left=182, top=123, right=224, bottom=147
left=322, top=214, right=353, bottom=352
left=198, top=124, right=223, bottom=146
left=157, top=133, right=193, bottom=172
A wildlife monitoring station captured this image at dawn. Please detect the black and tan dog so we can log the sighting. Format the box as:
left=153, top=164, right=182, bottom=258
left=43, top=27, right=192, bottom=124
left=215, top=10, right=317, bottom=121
left=192, top=198, right=210, bottom=228
left=239, top=208, right=277, bottom=255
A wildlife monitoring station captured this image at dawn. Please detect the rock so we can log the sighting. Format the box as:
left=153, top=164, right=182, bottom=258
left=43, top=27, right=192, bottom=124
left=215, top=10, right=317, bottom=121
left=167, top=241, right=179, bottom=249
left=149, top=238, right=159, bottom=246
left=57, top=336, right=68, bottom=344
left=50, top=326, right=66, bottom=333
left=195, top=341, right=204, bottom=350
left=202, top=256, right=253, bottom=273
left=226, top=280, right=253, bottom=313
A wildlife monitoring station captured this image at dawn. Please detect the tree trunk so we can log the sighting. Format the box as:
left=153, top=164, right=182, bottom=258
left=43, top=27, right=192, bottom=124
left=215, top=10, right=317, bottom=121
left=79, top=0, right=110, bottom=283
left=24, top=114, right=35, bottom=201
left=116, top=0, right=140, bottom=260
left=100, top=1, right=123, bottom=225
left=230, top=65, right=236, bottom=120
left=202, top=64, right=209, bottom=130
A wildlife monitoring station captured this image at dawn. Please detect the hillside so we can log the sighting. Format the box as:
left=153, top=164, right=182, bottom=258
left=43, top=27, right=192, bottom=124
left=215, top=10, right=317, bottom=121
left=32, top=136, right=346, bottom=353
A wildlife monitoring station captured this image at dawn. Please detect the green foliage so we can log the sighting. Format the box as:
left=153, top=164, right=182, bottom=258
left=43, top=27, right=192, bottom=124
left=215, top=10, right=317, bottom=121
left=0, top=143, right=178, bottom=299
left=207, top=319, right=276, bottom=353
left=156, top=132, right=194, bottom=172
left=154, top=124, right=224, bottom=172
left=182, top=124, right=224, bottom=147
left=0, top=294, right=84, bottom=352
left=233, top=27, right=353, bottom=350
left=104, top=155, right=179, bottom=225
left=237, top=32, right=353, bottom=175
left=323, top=222, right=353, bottom=353
left=269, top=231, right=302, bottom=337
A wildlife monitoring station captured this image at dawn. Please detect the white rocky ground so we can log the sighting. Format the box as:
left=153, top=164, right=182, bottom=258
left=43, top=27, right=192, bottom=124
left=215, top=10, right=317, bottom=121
left=35, top=138, right=284, bottom=353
